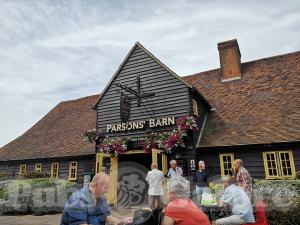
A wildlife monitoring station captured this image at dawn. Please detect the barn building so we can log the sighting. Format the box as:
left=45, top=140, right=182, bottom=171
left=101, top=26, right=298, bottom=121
left=0, top=39, right=299, bottom=205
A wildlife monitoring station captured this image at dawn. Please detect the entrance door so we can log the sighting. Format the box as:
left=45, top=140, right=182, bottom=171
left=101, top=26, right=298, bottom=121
left=95, top=153, right=118, bottom=205
left=152, top=149, right=168, bottom=176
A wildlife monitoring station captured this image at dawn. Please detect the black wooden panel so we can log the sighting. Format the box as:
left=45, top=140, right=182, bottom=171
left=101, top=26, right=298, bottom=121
left=96, top=45, right=190, bottom=137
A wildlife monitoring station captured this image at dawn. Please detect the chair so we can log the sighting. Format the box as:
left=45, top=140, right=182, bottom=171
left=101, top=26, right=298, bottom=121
left=243, top=200, right=268, bottom=225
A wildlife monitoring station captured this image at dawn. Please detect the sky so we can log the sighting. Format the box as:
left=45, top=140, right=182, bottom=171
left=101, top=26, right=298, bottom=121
left=0, top=0, right=300, bottom=147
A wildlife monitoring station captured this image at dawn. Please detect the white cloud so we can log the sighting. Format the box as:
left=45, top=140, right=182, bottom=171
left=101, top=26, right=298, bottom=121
left=0, top=0, right=299, bottom=147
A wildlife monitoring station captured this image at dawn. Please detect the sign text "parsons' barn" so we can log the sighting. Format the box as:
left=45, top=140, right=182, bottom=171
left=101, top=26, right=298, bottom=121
left=106, top=117, right=176, bottom=133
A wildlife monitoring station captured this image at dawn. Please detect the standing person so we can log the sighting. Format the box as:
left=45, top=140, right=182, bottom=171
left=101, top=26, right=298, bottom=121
left=215, top=175, right=255, bottom=225
left=145, top=162, right=165, bottom=209
left=195, top=160, right=210, bottom=204
left=162, top=176, right=211, bottom=225
left=233, top=159, right=252, bottom=198
left=167, top=160, right=183, bottom=178
left=60, top=172, right=133, bottom=225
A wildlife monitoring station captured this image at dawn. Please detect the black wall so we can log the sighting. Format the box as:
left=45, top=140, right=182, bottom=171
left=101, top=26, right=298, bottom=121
left=0, top=155, right=95, bottom=185
left=96, top=44, right=192, bottom=139
left=196, top=142, right=300, bottom=180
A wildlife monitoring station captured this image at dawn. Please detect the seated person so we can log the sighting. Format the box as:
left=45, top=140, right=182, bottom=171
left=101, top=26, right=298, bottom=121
left=60, top=172, right=133, bottom=225
left=162, top=176, right=211, bottom=225
left=215, top=175, right=255, bottom=225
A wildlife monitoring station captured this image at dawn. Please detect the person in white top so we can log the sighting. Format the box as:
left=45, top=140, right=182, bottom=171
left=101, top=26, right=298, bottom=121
left=145, top=162, right=165, bottom=209
left=167, top=160, right=183, bottom=178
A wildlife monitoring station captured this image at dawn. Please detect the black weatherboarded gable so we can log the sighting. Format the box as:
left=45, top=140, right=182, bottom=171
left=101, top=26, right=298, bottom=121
left=93, top=43, right=192, bottom=139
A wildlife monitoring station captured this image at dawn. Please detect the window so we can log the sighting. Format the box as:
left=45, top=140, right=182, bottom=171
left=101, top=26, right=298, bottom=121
left=19, top=164, right=26, bottom=175
left=263, top=150, right=296, bottom=179
left=35, top=163, right=42, bottom=172
left=51, top=162, right=59, bottom=178
left=219, top=153, right=234, bottom=177
left=69, top=161, right=78, bottom=181
left=192, top=99, right=199, bottom=116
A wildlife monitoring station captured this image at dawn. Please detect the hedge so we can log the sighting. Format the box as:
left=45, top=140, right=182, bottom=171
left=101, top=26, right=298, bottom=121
left=0, top=178, right=77, bottom=215
left=209, top=179, right=300, bottom=225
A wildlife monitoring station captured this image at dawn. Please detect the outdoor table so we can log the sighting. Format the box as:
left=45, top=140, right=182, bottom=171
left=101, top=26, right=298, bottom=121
left=201, top=205, right=229, bottom=222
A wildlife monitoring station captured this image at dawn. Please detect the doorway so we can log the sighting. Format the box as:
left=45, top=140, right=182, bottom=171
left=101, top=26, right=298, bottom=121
left=95, top=150, right=168, bottom=207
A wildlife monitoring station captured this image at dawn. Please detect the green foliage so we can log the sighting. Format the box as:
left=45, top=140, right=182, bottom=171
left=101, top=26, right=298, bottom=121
left=209, top=180, right=300, bottom=225
left=252, top=179, right=300, bottom=225
left=21, top=171, right=50, bottom=179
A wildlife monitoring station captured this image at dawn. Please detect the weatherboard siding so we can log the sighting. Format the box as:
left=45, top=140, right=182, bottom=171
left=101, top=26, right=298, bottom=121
left=96, top=45, right=191, bottom=138
left=0, top=156, right=95, bottom=184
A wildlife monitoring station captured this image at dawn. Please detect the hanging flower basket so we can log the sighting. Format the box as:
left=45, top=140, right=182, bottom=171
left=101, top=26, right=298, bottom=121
left=84, top=116, right=198, bottom=155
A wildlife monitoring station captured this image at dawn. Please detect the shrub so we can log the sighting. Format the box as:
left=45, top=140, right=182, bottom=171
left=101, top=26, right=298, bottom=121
left=253, top=179, right=300, bottom=225
left=0, top=178, right=77, bottom=215
left=21, top=171, right=50, bottom=179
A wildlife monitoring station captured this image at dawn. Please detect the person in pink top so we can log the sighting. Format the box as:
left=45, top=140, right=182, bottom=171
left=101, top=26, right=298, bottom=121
left=162, top=176, right=211, bottom=225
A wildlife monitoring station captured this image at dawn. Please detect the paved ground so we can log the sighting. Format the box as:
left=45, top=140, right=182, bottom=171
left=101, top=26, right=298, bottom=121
left=0, top=208, right=136, bottom=225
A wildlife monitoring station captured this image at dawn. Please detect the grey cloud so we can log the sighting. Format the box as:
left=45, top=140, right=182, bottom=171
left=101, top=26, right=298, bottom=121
left=0, top=0, right=299, bottom=146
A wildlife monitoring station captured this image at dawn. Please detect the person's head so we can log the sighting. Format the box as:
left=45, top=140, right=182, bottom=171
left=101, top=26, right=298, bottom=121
left=198, top=160, right=205, bottom=170
left=234, top=159, right=244, bottom=170
left=167, top=176, right=190, bottom=201
left=221, top=175, right=235, bottom=189
left=89, top=172, right=110, bottom=199
left=151, top=162, right=158, bottom=170
left=170, top=160, right=177, bottom=169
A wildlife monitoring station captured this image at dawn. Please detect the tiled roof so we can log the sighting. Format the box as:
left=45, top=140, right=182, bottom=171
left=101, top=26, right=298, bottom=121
left=1, top=51, right=299, bottom=161
left=183, top=51, right=300, bottom=147
left=0, top=95, right=99, bottom=161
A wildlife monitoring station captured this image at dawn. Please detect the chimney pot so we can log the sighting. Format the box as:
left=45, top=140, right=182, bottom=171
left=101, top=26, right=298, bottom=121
left=218, top=39, right=241, bottom=82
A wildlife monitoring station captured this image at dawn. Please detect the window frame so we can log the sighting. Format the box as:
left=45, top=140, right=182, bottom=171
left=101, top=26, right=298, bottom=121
left=69, top=161, right=78, bottom=181
left=35, top=163, right=42, bottom=172
left=192, top=99, right=199, bottom=116
left=51, top=162, right=59, bottom=178
left=219, top=153, right=234, bottom=177
left=19, top=164, right=26, bottom=175
left=263, top=150, right=296, bottom=179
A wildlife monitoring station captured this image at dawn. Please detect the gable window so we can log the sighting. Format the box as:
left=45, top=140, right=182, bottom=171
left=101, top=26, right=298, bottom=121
left=219, top=153, right=234, bottom=177
left=51, top=162, right=59, bottom=178
left=19, top=164, right=26, bottom=175
left=263, top=150, right=296, bottom=179
left=69, top=161, right=78, bottom=181
left=35, top=163, right=42, bottom=172
left=192, top=99, right=199, bottom=116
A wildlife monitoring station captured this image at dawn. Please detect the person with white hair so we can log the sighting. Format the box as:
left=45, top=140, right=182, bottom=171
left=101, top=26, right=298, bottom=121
left=60, top=172, right=133, bottom=225
left=167, top=160, right=183, bottom=178
left=215, top=175, right=255, bottom=225
left=195, top=160, right=210, bottom=204
left=162, top=176, right=211, bottom=225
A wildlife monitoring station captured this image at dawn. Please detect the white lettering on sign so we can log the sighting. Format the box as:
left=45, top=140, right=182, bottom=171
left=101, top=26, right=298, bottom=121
left=106, top=116, right=176, bottom=133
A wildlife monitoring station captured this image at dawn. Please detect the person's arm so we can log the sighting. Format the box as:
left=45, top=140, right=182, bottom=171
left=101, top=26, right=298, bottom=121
left=145, top=172, right=150, bottom=183
left=167, top=168, right=171, bottom=178
left=162, top=215, right=175, bottom=225
left=106, top=215, right=133, bottom=225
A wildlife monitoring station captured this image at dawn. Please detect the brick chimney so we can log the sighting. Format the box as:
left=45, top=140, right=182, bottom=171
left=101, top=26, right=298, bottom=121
left=218, top=39, right=241, bottom=82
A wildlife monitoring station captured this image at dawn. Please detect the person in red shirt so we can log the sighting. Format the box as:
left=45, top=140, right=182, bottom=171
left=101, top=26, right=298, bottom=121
left=162, top=175, right=211, bottom=225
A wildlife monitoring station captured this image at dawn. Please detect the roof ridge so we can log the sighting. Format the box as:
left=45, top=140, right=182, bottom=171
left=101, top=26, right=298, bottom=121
left=60, top=94, right=100, bottom=104
left=182, top=50, right=300, bottom=78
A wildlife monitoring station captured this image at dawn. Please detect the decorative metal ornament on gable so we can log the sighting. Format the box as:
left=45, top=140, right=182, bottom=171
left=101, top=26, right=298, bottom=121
left=120, top=93, right=131, bottom=123
left=116, top=75, right=155, bottom=123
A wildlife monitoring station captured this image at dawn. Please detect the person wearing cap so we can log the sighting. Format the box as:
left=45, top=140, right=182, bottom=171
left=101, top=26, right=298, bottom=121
left=167, top=160, right=183, bottom=178
left=215, top=175, right=255, bottom=225
left=146, top=162, right=165, bottom=209
left=233, top=159, right=252, bottom=198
